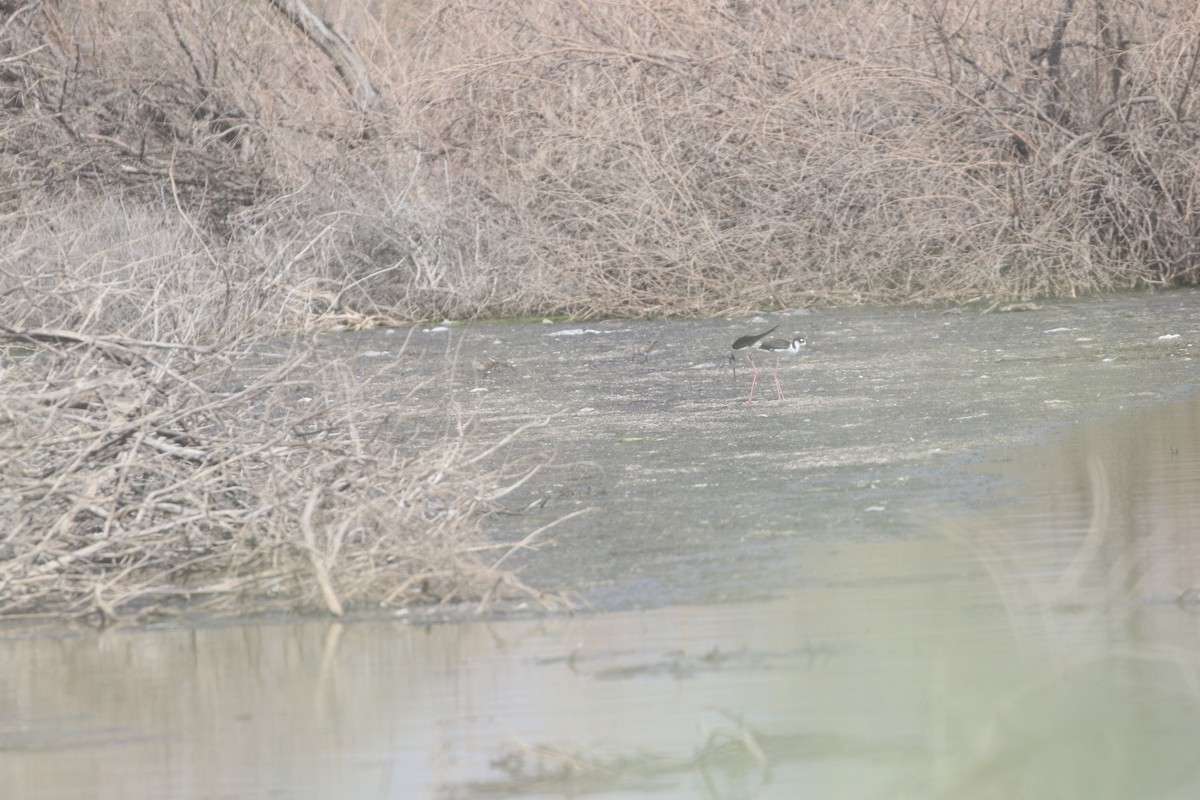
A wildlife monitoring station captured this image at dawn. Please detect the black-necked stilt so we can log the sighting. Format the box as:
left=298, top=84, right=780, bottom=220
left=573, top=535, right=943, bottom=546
left=730, top=324, right=806, bottom=402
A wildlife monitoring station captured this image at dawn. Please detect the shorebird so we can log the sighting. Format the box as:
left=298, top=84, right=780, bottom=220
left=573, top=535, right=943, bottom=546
left=472, top=353, right=509, bottom=376
left=730, top=324, right=806, bottom=402
left=630, top=339, right=658, bottom=362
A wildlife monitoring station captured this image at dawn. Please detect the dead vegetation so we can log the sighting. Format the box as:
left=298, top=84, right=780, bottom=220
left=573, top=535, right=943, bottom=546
left=1, top=0, right=1199, bottom=621
left=0, top=325, right=562, bottom=622
left=406, top=0, right=1200, bottom=313
left=457, top=714, right=820, bottom=798
left=3, top=1, right=1199, bottom=322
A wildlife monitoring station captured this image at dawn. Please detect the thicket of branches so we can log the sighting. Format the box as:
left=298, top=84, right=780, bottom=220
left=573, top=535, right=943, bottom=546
left=1, top=0, right=1198, bottom=621
left=0, top=1, right=547, bottom=621
left=0, top=325, right=555, bottom=621
left=4, top=0, right=1199, bottom=322
left=407, top=0, right=1200, bottom=312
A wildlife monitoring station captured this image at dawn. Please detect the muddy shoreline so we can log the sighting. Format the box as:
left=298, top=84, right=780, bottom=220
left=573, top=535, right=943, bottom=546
left=310, top=290, right=1200, bottom=621
left=11, top=292, right=1196, bottom=631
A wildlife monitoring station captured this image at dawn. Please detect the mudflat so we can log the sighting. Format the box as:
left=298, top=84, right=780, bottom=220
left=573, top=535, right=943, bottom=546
left=309, top=290, right=1200, bottom=616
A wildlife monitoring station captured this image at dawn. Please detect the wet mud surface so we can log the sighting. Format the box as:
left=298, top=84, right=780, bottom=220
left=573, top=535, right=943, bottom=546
left=312, top=291, right=1200, bottom=616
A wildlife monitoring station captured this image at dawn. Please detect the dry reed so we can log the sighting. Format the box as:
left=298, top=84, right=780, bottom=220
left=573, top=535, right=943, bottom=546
left=0, top=324, right=560, bottom=622
left=4, top=1, right=1198, bottom=321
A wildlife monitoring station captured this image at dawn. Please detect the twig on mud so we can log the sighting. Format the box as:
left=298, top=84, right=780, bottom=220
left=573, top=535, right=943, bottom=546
left=481, top=463, right=543, bottom=501
left=489, top=507, right=597, bottom=570
left=0, top=326, right=218, bottom=354
left=301, top=486, right=344, bottom=617
left=472, top=570, right=572, bottom=615
left=462, top=411, right=566, bottom=468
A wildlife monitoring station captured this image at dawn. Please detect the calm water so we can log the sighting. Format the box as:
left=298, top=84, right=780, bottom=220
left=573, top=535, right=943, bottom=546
left=4, top=397, right=1200, bottom=799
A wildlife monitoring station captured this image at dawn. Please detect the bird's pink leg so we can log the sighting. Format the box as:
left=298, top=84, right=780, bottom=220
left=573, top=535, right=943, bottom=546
left=772, top=364, right=786, bottom=402
left=744, top=357, right=760, bottom=403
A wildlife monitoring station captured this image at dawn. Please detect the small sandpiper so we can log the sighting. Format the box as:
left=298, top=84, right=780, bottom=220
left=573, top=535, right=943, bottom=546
left=730, top=324, right=806, bottom=402
left=630, top=339, right=658, bottom=362
left=472, top=354, right=509, bottom=376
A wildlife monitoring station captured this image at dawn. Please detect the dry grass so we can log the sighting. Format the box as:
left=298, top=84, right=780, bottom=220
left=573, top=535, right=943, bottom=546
left=1, top=0, right=1199, bottom=620
left=403, top=0, right=1200, bottom=313
left=3, top=1, right=1199, bottom=322
left=0, top=324, right=561, bottom=623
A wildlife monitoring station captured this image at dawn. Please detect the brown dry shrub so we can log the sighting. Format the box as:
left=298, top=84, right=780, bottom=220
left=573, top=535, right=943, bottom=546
left=402, top=0, right=1200, bottom=312
left=0, top=327, right=551, bottom=622
left=7, top=0, right=1199, bottom=320
left=0, top=3, right=562, bottom=623
left=0, top=0, right=542, bottom=325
